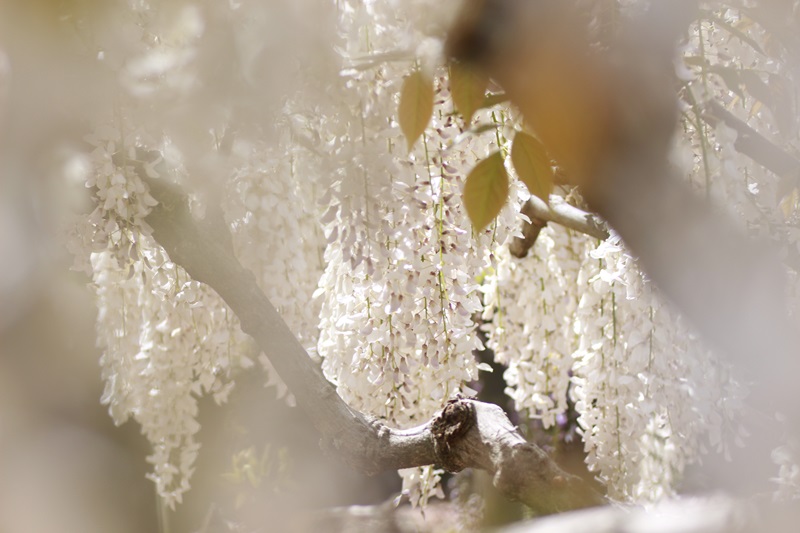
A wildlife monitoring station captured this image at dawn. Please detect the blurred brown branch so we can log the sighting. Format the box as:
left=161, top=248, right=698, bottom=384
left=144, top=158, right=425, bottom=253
left=699, top=99, right=800, bottom=183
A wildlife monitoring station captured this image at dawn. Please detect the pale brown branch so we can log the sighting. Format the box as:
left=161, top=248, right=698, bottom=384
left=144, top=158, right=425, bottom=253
left=699, top=99, right=800, bottom=181
left=510, top=195, right=609, bottom=258
left=140, top=175, right=603, bottom=514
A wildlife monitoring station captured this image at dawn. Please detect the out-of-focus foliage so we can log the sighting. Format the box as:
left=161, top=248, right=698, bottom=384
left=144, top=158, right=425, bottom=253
left=463, top=151, right=509, bottom=231
left=449, top=61, right=489, bottom=124
left=510, top=131, right=554, bottom=204
left=399, top=69, right=435, bottom=151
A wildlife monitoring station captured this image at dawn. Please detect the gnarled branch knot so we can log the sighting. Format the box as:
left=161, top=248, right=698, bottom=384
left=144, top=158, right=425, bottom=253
left=431, top=398, right=475, bottom=472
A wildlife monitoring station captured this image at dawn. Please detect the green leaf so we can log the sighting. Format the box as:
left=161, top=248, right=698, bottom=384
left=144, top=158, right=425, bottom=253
left=398, top=69, right=434, bottom=151
left=511, top=131, right=554, bottom=203
left=463, top=151, right=509, bottom=232
left=450, top=62, right=488, bottom=123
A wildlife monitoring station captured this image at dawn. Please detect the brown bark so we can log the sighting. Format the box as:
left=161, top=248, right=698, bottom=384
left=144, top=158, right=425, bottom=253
left=141, top=176, right=603, bottom=514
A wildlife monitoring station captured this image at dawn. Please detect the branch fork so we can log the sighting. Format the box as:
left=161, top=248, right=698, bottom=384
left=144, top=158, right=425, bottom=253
left=135, top=172, right=603, bottom=514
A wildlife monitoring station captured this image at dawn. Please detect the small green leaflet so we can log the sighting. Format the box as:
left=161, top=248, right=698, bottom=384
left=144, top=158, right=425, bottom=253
left=464, top=151, right=509, bottom=232
left=398, top=69, right=434, bottom=151
left=450, top=62, right=488, bottom=124
left=511, top=131, right=554, bottom=203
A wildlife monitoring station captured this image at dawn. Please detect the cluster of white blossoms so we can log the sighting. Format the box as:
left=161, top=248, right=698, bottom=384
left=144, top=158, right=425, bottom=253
left=488, top=4, right=799, bottom=503
left=576, top=234, right=746, bottom=502
left=486, top=223, right=747, bottom=501
left=70, top=121, right=257, bottom=508
left=223, top=140, right=325, bottom=400
left=484, top=223, right=588, bottom=429
left=65, top=0, right=800, bottom=510
left=480, top=5, right=758, bottom=502
left=311, top=0, right=521, bottom=506
left=66, top=2, right=314, bottom=506
left=67, top=0, right=494, bottom=508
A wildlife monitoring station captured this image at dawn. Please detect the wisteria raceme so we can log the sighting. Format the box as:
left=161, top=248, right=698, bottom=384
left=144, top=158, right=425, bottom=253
left=573, top=234, right=746, bottom=502
left=92, top=249, right=253, bottom=508
left=488, top=225, right=746, bottom=502
left=73, top=123, right=257, bottom=508
left=224, top=141, right=325, bottom=401
left=66, top=1, right=335, bottom=505
left=488, top=4, right=795, bottom=503
left=484, top=223, right=587, bottom=429
left=571, top=235, right=649, bottom=500
left=311, top=0, right=523, bottom=506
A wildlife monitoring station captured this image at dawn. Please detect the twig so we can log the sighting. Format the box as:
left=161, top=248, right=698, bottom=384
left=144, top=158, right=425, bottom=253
left=699, top=99, right=800, bottom=180
left=510, top=196, right=609, bottom=258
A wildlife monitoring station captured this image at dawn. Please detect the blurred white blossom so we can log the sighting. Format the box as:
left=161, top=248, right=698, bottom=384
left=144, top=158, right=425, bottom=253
left=772, top=440, right=800, bottom=501
left=72, top=123, right=255, bottom=508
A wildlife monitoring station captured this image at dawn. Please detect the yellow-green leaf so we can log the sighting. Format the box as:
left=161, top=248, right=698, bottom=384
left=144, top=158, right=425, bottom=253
left=511, top=131, right=554, bottom=203
left=398, top=69, right=434, bottom=151
left=450, top=62, right=488, bottom=123
left=464, top=151, right=509, bottom=232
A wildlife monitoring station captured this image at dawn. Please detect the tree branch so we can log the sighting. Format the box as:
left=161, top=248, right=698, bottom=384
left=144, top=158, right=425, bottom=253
left=510, top=195, right=609, bottom=258
left=508, top=97, right=800, bottom=254
left=140, top=175, right=603, bottom=514
left=699, top=99, right=800, bottom=181
left=508, top=94, right=800, bottom=259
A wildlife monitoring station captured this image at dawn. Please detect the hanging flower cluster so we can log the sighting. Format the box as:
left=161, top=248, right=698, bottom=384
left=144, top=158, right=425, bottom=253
left=486, top=224, right=747, bottom=502
left=66, top=3, right=320, bottom=506
left=224, top=141, right=325, bottom=401
left=485, top=3, right=798, bottom=503
left=574, top=234, right=746, bottom=502
left=311, top=0, right=521, bottom=506
left=62, top=0, right=800, bottom=511
left=484, top=224, right=587, bottom=429
left=70, top=122, right=256, bottom=508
